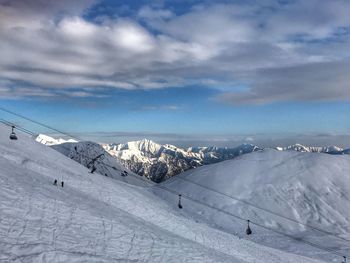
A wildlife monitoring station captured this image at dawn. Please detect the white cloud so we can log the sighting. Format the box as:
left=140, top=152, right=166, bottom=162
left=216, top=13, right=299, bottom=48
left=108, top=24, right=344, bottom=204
left=1, top=0, right=350, bottom=103
left=110, top=20, right=156, bottom=53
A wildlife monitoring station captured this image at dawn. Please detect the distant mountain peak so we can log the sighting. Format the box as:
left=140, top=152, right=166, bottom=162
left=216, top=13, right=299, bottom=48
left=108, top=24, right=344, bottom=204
left=275, top=144, right=344, bottom=154
left=36, top=134, right=77, bottom=146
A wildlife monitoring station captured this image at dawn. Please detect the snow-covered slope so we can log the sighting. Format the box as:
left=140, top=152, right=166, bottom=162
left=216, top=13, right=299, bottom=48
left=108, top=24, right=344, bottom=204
left=52, top=141, right=150, bottom=187
left=0, top=124, right=325, bottom=262
left=103, top=139, right=260, bottom=182
left=161, top=149, right=350, bottom=261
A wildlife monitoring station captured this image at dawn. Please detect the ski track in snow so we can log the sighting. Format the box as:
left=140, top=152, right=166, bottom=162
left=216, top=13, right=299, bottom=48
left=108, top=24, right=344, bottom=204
left=0, top=125, right=327, bottom=262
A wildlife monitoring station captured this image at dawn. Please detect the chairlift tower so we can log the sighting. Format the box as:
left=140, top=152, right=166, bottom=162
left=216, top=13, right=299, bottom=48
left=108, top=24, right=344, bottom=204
left=87, top=153, right=104, bottom=173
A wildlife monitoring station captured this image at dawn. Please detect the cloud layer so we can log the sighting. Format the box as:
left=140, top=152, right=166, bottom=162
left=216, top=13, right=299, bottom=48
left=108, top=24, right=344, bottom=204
left=1, top=0, right=350, bottom=104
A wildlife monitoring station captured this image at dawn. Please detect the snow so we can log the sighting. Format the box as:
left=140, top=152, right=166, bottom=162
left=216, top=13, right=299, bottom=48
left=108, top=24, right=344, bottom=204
left=36, top=134, right=78, bottom=146
left=275, top=144, right=346, bottom=154
left=161, top=149, right=350, bottom=262
left=52, top=141, right=150, bottom=187
left=0, top=123, right=325, bottom=262
left=102, top=140, right=260, bottom=182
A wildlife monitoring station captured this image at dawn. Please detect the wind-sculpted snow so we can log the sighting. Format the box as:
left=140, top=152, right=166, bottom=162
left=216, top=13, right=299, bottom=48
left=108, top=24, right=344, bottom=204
left=0, top=124, right=324, bottom=262
left=161, top=149, right=350, bottom=261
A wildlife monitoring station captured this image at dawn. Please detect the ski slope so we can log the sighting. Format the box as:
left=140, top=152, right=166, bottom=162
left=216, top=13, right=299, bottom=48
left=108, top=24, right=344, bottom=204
left=161, top=149, right=350, bottom=261
left=0, top=124, right=324, bottom=262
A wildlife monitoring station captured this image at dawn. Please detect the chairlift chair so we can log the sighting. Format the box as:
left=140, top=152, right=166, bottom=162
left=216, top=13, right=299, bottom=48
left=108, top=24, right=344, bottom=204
left=9, top=126, right=18, bottom=140
left=246, top=220, right=252, bottom=235
left=178, top=194, right=183, bottom=209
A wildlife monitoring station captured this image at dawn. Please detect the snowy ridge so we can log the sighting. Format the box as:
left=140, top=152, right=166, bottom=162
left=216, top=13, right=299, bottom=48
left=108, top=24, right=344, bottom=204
left=0, top=123, right=324, bottom=262
left=36, top=135, right=349, bottom=183
left=275, top=143, right=347, bottom=154
left=36, top=134, right=77, bottom=146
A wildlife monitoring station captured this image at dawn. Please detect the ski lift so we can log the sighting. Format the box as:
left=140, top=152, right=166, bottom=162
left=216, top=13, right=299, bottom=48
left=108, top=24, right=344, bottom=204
left=178, top=194, right=183, bottom=209
left=9, top=126, right=18, bottom=140
left=246, top=220, right=252, bottom=235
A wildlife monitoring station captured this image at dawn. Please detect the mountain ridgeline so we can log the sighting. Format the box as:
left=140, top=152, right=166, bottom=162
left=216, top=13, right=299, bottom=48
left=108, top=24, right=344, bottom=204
left=101, top=139, right=261, bottom=182
left=36, top=135, right=350, bottom=183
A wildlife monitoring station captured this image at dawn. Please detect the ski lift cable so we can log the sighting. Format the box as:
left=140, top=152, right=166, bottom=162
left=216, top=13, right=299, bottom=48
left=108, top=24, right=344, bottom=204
left=1, top=113, right=349, bottom=246
left=0, top=107, right=350, bottom=242
left=1, top=119, right=113, bottom=173
left=0, top=117, right=154, bottom=186
left=0, top=112, right=349, bottom=259
left=0, top=109, right=152, bottom=179
left=173, top=174, right=350, bottom=244
left=0, top=119, right=37, bottom=136
left=1, top=112, right=349, bottom=243
left=0, top=107, right=81, bottom=141
left=155, top=184, right=348, bottom=259
left=5, top=110, right=350, bottom=246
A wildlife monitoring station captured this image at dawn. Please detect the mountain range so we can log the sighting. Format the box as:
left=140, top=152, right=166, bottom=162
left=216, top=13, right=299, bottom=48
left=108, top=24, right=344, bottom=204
left=1, top=120, right=327, bottom=262
left=36, top=135, right=349, bottom=182
left=2, top=124, right=348, bottom=262
left=101, top=139, right=260, bottom=182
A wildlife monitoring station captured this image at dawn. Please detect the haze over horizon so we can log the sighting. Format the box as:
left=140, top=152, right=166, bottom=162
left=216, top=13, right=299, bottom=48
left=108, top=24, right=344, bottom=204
left=0, top=0, right=349, bottom=146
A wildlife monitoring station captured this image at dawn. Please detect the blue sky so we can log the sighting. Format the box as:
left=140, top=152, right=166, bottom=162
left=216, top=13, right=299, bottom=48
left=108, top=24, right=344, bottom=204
left=0, top=0, right=350, bottom=147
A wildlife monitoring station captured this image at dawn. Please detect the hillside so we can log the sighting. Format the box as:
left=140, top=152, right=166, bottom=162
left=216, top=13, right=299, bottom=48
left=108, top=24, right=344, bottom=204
left=161, top=149, right=350, bottom=261
left=52, top=141, right=149, bottom=187
left=0, top=123, right=325, bottom=262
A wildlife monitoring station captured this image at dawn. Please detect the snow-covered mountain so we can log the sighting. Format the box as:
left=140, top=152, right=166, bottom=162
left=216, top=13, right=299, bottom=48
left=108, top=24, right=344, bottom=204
left=161, top=149, right=350, bottom=261
left=275, top=143, right=347, bottom=154
left=36, top=133, right=77, bottom=146
left=52, top=141, right=150, bottom=186
left=102, top=139, right=260, bottom=182
left=1, top=123, right=326, bottom=262
left=35, top=134, right=147, bottom=185
left=35, top=135, right=349, bottom=184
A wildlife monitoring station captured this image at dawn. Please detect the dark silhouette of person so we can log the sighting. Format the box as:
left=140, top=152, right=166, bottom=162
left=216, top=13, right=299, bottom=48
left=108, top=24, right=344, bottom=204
left=61, top=181, right=64, bottom=188
left=53, top=179, right=57, bottom=186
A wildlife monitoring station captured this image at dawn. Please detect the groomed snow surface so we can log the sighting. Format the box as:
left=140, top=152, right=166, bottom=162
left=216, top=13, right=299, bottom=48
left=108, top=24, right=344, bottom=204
left=0, top=124, right=346, bottom=262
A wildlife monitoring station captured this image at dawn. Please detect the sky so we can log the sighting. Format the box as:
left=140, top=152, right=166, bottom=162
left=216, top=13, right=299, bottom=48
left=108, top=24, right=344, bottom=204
left=0, top=0, right=349, bottom=147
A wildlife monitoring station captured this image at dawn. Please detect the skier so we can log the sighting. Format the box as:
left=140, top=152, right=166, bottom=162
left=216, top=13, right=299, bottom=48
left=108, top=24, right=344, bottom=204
left=53, top=179, right=57, bottom=186
left=61, top=181, right=64, bottom=188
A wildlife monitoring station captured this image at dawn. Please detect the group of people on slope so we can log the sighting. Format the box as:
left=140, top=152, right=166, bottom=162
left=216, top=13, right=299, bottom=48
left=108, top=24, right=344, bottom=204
left=53, top=179, right=64, bottom=188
